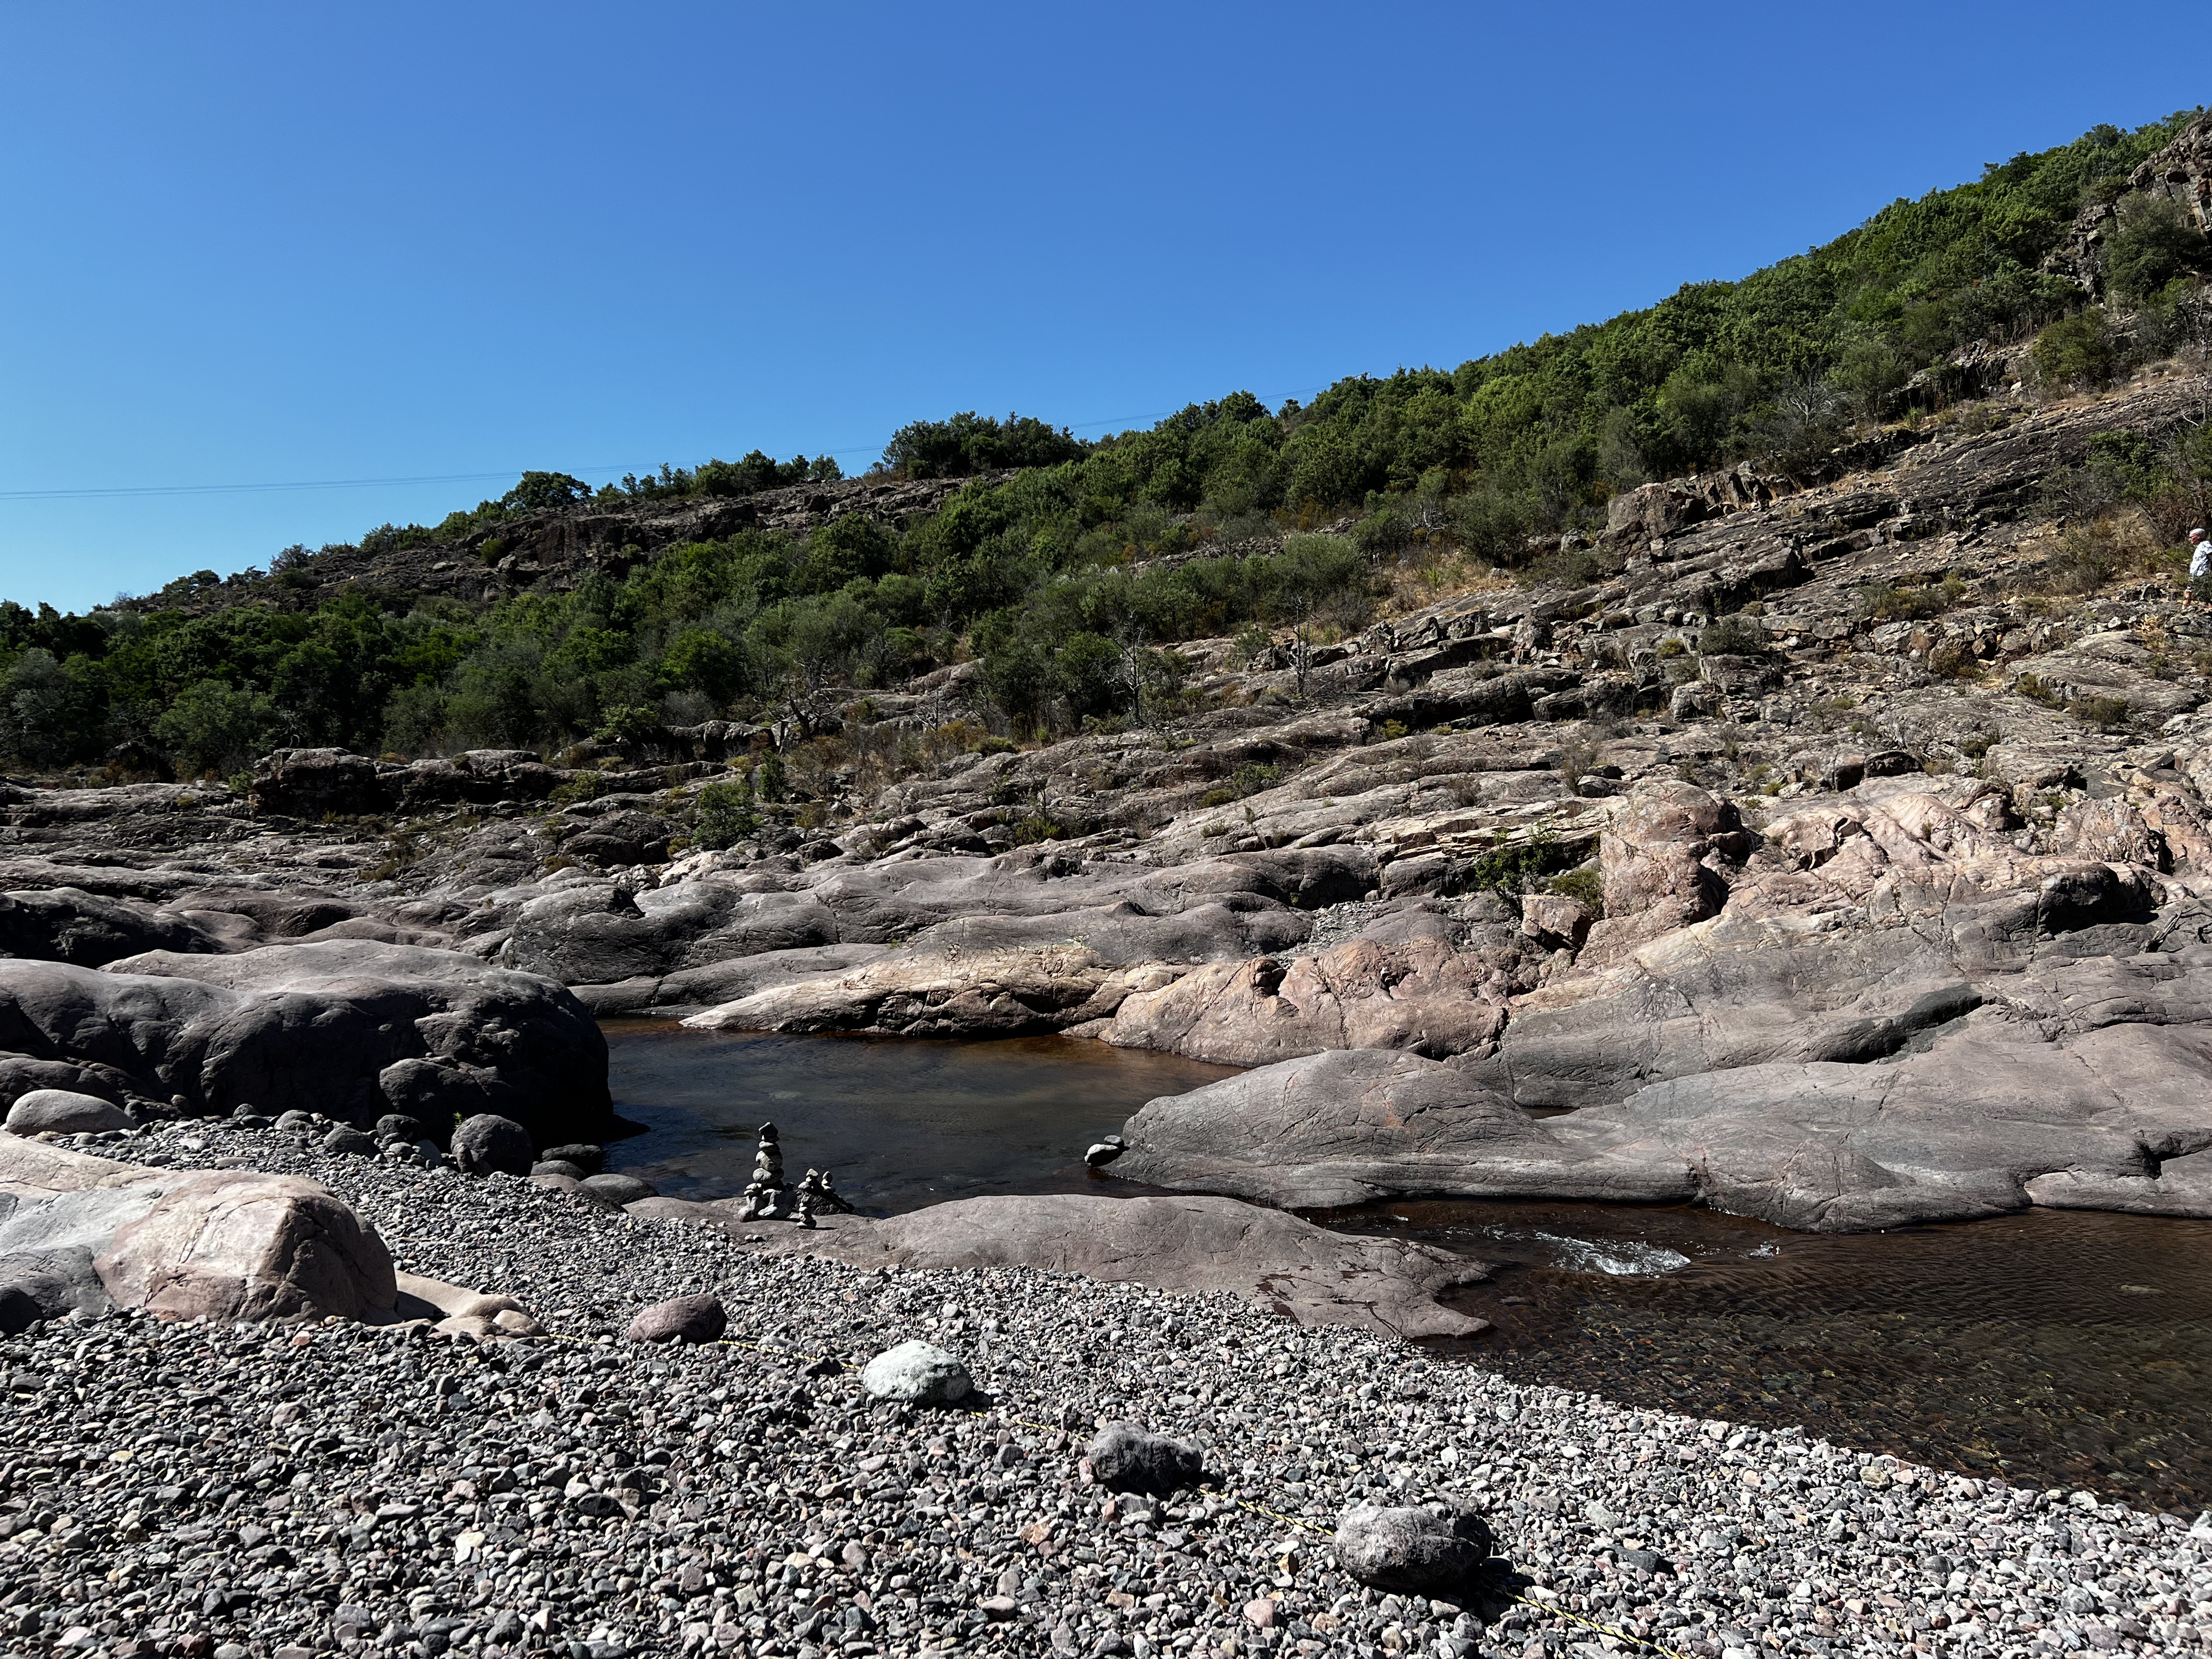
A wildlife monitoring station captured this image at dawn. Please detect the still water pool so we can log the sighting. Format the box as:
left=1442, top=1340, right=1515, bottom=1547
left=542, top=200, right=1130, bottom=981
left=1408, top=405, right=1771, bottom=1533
left=603, top=1019, right=1237, bottom=1213
left=607, top=1022, right=2212, bottom=1513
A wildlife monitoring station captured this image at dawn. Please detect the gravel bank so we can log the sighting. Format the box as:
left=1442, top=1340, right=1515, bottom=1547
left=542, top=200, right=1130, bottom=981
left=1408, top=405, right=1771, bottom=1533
left=4, top=1123, right=2210, bottom=1659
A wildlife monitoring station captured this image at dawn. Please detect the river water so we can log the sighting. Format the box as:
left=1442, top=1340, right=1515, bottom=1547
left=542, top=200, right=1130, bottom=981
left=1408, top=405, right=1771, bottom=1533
left=606, top=1021, right=2212, bottom=1515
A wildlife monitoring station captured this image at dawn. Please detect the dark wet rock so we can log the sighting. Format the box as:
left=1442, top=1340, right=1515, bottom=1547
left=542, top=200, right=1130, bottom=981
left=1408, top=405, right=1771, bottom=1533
left=0, top=941, right=609, bottom=1144
left=539, top=1142, right=605, bottom=1173
left=532, top=1159, right=587, bottom=1179
left=450, top=1114, right=534, bottom=1178
left=1085, top=1423, right=1204, bottom=1494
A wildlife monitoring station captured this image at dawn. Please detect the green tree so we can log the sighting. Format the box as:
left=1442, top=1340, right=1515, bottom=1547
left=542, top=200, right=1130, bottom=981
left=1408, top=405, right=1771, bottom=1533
left=154, top=679, right=279, bottom=775
left=2104, top=196, right=2211, bottom=305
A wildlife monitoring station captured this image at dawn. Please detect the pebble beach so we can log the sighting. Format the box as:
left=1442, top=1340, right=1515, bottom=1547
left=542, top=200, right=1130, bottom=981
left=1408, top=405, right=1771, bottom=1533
left=4, top=1122, right=2210, bottom=1659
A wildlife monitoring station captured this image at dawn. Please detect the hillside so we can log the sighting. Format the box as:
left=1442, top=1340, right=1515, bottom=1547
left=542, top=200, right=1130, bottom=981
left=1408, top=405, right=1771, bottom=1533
left=2, top=106, right=2208, bottom=780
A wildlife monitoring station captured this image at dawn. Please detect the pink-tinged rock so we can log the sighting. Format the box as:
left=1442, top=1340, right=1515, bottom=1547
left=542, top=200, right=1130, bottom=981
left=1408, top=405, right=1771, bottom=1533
left=95, top=1169, right=398, bottom=1323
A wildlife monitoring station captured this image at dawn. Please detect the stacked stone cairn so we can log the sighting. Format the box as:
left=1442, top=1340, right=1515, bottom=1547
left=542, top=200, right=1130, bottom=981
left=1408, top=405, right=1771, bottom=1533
left=794, top=1166, right=855, bottom=1225
left=735, top=1123, right=789, bottom=1220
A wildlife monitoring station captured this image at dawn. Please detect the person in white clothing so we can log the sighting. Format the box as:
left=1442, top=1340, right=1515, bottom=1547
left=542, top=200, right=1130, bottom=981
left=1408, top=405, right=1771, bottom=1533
left=2193, top=526, right=2210, bottom=581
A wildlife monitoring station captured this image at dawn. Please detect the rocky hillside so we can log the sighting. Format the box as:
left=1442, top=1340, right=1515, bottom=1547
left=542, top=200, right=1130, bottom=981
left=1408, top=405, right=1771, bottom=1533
left=6, top=359, right=2212, bottom=1240
left=124, top=469, right=996, bottom=619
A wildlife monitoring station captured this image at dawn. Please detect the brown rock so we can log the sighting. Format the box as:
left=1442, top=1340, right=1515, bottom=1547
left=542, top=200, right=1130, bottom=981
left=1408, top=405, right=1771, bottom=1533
left=94, top=1169, right=397, bottom=1322
left=1102, top=936, right=1506, bottom=1066
left=626, top=1292, right=728, bottom=1344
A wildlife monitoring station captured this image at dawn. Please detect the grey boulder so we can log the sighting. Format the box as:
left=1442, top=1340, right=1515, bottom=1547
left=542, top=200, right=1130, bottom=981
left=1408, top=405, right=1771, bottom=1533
left=4, top=1088, right=134, bottom=1137
left=858, top=1339, right=972, bottom=1405
left=1086, top=1423, right=1204, bottom=1495
left=1333, top=1503, right=1495, bottom=1595
left=580, top=1172, right=656, bottom=1206
left=778, top=1193, right=1492, bottom=1340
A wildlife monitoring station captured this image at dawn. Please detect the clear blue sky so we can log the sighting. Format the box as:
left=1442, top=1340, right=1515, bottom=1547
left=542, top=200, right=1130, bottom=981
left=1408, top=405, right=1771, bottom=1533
left=2, top=3, right=2206, bottom=613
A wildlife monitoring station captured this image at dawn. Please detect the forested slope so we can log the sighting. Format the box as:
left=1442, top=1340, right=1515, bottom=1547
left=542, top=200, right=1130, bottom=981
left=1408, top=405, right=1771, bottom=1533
left=3, top=106, right=2207, bottom=779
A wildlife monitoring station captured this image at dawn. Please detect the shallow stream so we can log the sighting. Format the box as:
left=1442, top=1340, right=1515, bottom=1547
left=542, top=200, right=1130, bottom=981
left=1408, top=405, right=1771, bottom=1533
left=607, top=1021, right=2212, bottom=1514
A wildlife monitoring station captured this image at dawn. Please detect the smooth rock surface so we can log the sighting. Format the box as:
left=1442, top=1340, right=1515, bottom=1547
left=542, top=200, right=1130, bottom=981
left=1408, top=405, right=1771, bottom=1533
left=858, top=1339, right=972, bottom=1405
left=3, top=1087, right=134, bottom=1136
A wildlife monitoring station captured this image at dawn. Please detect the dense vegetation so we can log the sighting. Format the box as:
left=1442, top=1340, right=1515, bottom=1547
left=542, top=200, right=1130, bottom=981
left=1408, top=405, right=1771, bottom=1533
left=6, top=108, right=2208, bottom=776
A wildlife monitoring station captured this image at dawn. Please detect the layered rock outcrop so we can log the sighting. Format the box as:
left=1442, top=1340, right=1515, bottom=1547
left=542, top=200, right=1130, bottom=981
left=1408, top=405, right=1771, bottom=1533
left=0, top=941, right=609, bottom=1144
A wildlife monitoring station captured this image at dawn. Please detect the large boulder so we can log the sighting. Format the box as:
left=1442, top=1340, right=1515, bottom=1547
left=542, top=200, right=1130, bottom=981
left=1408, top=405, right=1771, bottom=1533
left=1333, top=1504, right=1494, bottom=1595
left=859, top=1339, right=972, bottom=1405
left=4, top=1088, right=134, bottom=1136
left=95, top=1169, right=398, bottom=1322
left=626, top=1293, right=726, bottom=1344
left=450, top=1114, right=534, bottom=1177
left=0, top=941, right=610, bottom=1144
left=1111, top=1048, right=1694, bottom=1209
left=1, top=1137, right=397, bottom=1325
left=0, top=886, right=220, bottom=967
left=1086, top=1424, right=1204, bottom=1495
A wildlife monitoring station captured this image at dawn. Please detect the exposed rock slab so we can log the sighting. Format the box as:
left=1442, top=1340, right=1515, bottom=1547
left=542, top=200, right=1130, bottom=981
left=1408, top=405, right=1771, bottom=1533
left=776, top=1192, right=1493, bottom=1339
left=1111, top=1048, right=1695, bottom=1209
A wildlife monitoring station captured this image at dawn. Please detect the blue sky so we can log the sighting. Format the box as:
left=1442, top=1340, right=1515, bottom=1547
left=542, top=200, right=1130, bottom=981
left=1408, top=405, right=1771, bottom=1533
left=2, top=2, right=2207, bottom=612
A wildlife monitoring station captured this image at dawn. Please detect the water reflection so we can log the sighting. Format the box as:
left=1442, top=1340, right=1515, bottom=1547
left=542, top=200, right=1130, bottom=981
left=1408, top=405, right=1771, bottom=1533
left=1329, top=1198, right=2212, bottom=1514
left=604, top=1019, right=1239, bottom=1214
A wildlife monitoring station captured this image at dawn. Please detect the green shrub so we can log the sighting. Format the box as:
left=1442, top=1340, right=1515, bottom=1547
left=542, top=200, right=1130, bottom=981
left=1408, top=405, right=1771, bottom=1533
left=2104, top=196, right=2211, bottom=305
left=2033, top=309, right=2115, bottom=389
left=2070, top=694, right=2131, bottom=730
left=691, top=779, right=759, bottom=849
left=1698, top=615, right=1769, bottom=656
left=1546, top=867, right=1605, bottom=915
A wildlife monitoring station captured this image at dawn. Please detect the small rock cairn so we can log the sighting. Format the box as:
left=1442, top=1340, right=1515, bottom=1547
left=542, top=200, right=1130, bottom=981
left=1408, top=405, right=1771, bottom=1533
left=733, top=1125, right=857, bottom=1226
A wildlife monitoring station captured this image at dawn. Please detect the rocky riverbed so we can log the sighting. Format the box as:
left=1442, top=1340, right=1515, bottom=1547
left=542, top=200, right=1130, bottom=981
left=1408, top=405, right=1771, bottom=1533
left=7, top=1120, right=2212, bottom=1659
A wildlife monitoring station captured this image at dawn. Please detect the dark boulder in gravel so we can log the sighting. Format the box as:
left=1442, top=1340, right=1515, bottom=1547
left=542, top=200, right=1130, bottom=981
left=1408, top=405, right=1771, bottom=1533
left=450, top=1113, right=534, bottom=1177
left=1333, top=1502, right=1495, bottom=1595
left=625, top=1292, right=727, bottom=1344
left=540, top=1141, right=606, bottom=1173
left=3, top=1087, right=133, bottom=1136
left=1085, top=1422, right=1204, bottom=1494
left=0, top=1244, right=111, bottom=1331
left=532, top=1157, right=587, bottom=1178
left=0, top=940, right=610, bottom=1142
left=319, top=1124, right=377, bottom=1156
